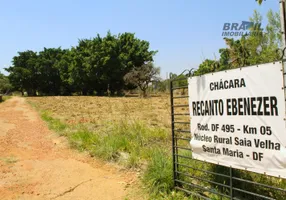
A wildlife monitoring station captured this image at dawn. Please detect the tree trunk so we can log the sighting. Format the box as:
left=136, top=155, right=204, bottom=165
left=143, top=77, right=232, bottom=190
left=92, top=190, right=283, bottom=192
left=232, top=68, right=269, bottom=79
left=33, top=89, right=37, bottom=96
left=142, top=89, right=147, bottom=98
left=82, top=89, right=87, bottom=96
left=27, top=89, right=33, bottom=96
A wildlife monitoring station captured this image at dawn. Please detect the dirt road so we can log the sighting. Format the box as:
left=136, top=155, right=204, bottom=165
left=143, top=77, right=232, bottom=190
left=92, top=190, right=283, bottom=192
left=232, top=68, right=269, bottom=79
left=0, top=97, right=137, bottom=200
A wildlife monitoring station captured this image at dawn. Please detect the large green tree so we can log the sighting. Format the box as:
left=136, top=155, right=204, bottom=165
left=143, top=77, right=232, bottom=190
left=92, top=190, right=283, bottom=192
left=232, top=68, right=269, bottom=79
left=55, top=49, right=75, bottom=95
left=0, top=73, right=12, bottom=94
left=68, top=31, right=157, bottom=95
left=6, top=50, right=39, bottom=96
left=37, top=47, right=67, bottom=95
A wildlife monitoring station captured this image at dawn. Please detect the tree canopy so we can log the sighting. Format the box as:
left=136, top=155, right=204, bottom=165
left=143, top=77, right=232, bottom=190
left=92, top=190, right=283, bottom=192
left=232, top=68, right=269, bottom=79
left=124, top=62, right=160, bottom=97
left=6, top=32, right=158, bottom=96
left=194, top=9, right=282, bottom=76
left=0, top=72, right=12, bottom=95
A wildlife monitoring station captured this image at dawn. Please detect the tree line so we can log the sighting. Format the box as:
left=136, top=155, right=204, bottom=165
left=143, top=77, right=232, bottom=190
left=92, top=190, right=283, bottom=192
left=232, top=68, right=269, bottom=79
left=5, top=32, right=159, bottom=96
left=1, top=10, right=282, bottom=97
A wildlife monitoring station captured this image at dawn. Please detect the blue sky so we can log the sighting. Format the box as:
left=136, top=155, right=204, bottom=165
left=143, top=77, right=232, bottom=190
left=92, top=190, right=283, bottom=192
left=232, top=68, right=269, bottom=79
left=0, top=0, right=280, bottom=77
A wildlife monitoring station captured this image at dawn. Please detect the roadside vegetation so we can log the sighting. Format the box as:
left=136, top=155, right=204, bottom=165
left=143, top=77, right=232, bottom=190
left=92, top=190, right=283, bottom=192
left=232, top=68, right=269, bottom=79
left=27, top=96, right=191, bottom=199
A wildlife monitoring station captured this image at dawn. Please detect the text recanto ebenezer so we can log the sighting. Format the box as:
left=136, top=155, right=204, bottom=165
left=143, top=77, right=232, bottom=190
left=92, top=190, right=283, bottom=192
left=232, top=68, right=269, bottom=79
left=192, top=78, right=278, bottom=116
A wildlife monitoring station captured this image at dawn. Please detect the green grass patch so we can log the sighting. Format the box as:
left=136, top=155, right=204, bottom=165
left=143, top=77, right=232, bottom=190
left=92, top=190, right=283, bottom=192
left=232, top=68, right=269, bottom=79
left=0, top=156, right=18, bottom=164
left=143, top=148, right=173, bottom=195
left=0, top=96, right=11, bottom=103
left=36, top=110, right=184, bottom=199
left=41, top=111, right=68, bottom=135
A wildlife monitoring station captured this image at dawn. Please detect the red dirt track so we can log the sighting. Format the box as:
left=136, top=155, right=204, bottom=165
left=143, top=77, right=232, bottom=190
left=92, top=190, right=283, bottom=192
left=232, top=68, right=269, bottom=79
left=0, top=97, right=136, bottom=200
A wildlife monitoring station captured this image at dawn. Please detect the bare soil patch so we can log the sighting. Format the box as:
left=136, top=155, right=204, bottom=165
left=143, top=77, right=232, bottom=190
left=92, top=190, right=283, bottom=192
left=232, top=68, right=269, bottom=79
left=0, top=97, right=138, bottom=200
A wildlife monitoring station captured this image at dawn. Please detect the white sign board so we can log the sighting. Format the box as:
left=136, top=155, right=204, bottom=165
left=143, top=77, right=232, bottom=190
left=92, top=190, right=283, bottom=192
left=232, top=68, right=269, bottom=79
left=188, top=62, right=286, bottom=178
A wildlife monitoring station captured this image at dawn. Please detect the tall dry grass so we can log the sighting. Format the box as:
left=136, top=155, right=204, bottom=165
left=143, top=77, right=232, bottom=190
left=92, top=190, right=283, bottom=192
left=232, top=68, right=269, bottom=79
left=28, top=96, right=172, bottom=128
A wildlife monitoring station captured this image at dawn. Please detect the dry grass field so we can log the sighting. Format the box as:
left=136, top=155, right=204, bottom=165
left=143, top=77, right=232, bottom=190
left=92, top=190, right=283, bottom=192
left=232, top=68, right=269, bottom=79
left=27, top=95, right=189, bottom=130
